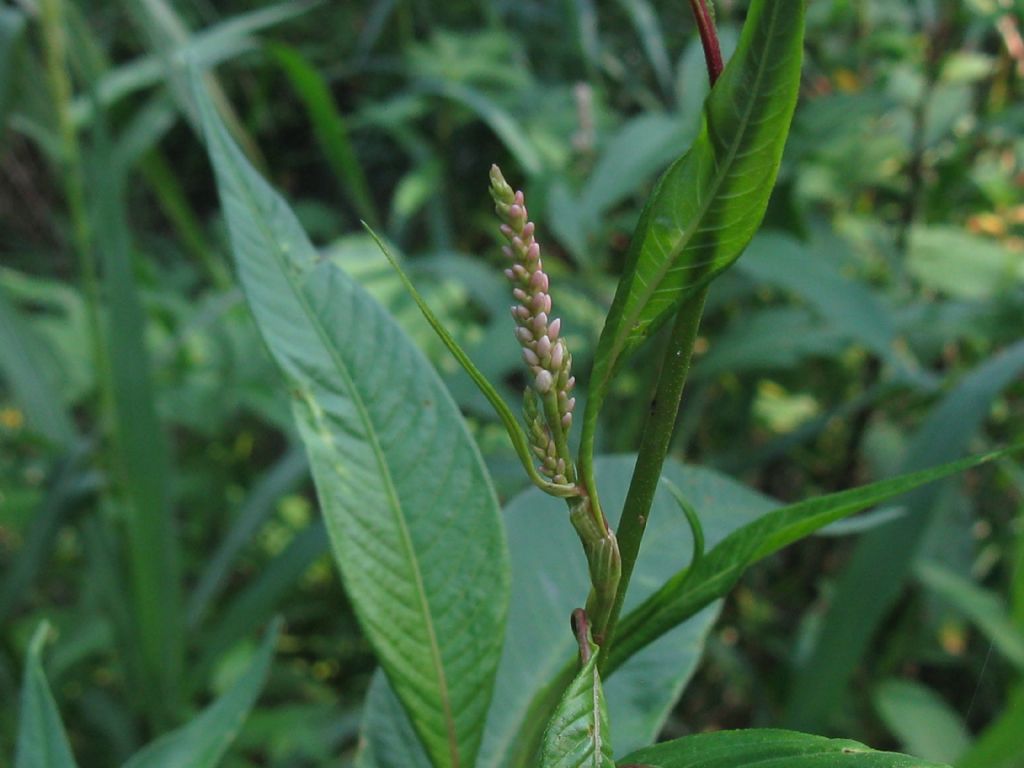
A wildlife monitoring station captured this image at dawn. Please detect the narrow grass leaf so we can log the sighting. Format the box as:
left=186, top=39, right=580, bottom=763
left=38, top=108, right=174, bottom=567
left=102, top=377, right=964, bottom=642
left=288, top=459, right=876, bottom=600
left=121, top=619, right=281, bottom=768
left=609, top=445, right=1020, bottom=673
left=619, top=729, right=952, bottom=767
left=270, top=43, right=379, bottom=227
left=195, top=74, right=509, bottom=768
left=14, top=624, right=80, bottom=768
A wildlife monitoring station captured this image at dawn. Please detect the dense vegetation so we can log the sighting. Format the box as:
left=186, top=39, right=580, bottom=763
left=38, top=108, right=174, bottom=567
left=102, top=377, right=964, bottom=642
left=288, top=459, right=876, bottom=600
left=1, top=0, right=1022, bottom=766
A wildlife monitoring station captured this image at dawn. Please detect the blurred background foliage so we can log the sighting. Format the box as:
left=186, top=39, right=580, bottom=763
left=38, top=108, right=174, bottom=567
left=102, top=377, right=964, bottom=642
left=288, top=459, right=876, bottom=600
left=0, top=0, right=1022, bottom=765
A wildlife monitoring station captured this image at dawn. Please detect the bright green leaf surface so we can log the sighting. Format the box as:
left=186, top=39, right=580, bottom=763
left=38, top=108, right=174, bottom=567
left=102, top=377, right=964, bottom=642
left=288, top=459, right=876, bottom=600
left=872, top=679, right=970, bottom=764
left=196, top=76, right=509, bottom=768
left=540, top=644, right=614, bottom=768
left=609, top=446, right=1019, bottom=673
left=585, top=0, right=805, bottom=435
left=619, top=729, right=951, bottom=767
left=121, top=620, right=280, bottom=768
left=14, top=624, right=80, bottom=768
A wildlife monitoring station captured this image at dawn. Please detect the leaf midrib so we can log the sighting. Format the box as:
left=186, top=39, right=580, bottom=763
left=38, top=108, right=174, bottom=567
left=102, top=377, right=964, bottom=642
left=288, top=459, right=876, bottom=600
left=610, top=0, right=786, bottom=370
left=217, top=137, right=459, bottom=766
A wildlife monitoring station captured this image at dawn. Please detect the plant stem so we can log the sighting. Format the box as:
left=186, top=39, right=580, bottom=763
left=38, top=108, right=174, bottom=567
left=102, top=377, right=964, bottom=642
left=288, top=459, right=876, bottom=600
left=598, top=285, right=708, bottom=668
left=689, top=0, right=724, bottom=84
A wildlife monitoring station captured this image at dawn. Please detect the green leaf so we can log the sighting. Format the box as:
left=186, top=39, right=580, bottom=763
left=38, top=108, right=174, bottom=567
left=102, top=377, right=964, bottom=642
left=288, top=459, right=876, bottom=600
left=121, top=620, right=280, bottom=768
left=195, top=74, right=509, bottom=768
left=0, top=285, right=77, bottom=447
left=608, top=445, right=1020, bottom=673
left=15, top=624, right=80, bottom=768
left=914, top=560, right=1024, bottom=670
left=618, top=729, right=951, bottom=767
left=270, top=43, right=379, bottom=227
left=540, top=643, right=614, bottom=768
left=872, top=679, right=970, bottom=764
left=90, top=115, right=183, bottom=726
left=584, top=0, right=805, bottom=444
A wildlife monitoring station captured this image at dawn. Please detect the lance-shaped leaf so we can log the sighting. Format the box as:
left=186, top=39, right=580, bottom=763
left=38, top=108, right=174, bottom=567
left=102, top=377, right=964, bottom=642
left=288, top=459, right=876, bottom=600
left=618, top=729, right=951, bottom=767
left=15, top=624, right=80, bottom=768
left=194, top=74, right=509, bottom=768
left=585, top=0, right=805, bottom=440
left=540, top=642, right=615, bottom=768
left=121, top=619, right=280, bottom=768
left=607, top=445, right=1019, bottom=672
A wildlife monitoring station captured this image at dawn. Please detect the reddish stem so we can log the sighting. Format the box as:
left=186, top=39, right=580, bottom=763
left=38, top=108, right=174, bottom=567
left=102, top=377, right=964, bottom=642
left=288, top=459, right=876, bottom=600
left=688, top=0, right=724, bottom=85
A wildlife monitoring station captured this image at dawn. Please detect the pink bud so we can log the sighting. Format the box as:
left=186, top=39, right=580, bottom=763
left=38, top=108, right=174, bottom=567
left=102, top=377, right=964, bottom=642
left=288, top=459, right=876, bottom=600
left=508, top=204, right=524, bottom=220
left=550, top=342, right=564, bottom=370
left=527, top=242, right=540, bottom=262
left=522, top=348, right=540, bottom=367
left=533, top=312, right=548, bottom=333
left=523, top=222, right=535, bottom=239
left=500, top=224, right=514, bottom=238
left=516, top=327, right=533, bottom=344
left=562, top=413, right=573, bottom=429
left=513, top=288, right=528, bottom=302
left=535, top=369, right=554, bottom=393
left=567, top=397, right=576, bottom=412
left=513, top=305, right=530, bottom=321
left=532, top=293, right=551, bottom=314
left=514, top=191, right=525, bottom=205
left=566, top=376, right=576, bottom=390
left=530, top=270, right=549, bottom=291
left=536, top=335, right=552, bottom=360
left=504, top=268, right=515, bottom=281
left=513, top=264, right=529, bottom=280
left=548, top=318, right=561, bottom=341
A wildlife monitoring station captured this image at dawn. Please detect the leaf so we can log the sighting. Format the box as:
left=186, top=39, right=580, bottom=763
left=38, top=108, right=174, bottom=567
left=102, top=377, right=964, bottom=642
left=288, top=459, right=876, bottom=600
left=907, top=226, right=1022, bottom=300
left=539, top=644, right=615, bottom=768
left=89, top=114, right=183, bottom=726
left=0, top=286, right=77, bottom=447
left=958, top=686, right=1024, bottom=768
left=358, top=458, right=775, bottom=768
left=121, top=620, right=280, bottom=768
left=195, top=74, right=509, bottom=768
left=618, top=729, right=952, bottom=767
left=270, top=43, right=379, bottom=227
left=914, top=560, right=1024, bottom=670
left=872, top=679, right=970, bottom=764
left=786, top=339, right=1024, bottom=731
left=585, top=0, right=805, bottom=435
left=14, top=624, right=80, bottom=768
left=608, top=445, right=1021, bottom=673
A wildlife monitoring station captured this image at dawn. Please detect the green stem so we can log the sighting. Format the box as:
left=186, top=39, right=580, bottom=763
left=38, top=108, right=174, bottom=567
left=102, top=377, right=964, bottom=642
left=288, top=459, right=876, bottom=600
left=598, top=285, right=708, bottom=670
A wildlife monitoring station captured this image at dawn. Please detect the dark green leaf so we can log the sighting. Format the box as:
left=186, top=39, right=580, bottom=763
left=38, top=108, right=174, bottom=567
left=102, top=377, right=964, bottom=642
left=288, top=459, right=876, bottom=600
left=121, top=620, right=280, bottom=768
left=14, top=624, right=80, bottom=768
left=195, top=74, right=509, bottom=768
left=619, top=729, right=951, bottom=767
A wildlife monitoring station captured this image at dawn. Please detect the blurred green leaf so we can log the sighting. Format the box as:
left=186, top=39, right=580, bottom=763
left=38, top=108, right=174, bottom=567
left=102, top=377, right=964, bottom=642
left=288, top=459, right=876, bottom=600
left=0, top=7, right=27, bottom=128
left=196, top=73, right=509, bottom=768
left=121, top=619, right=280, bottom=768
left=619, top=729, right=951, bottom=767
left=873, top=679, right=970, bottom=764
left=14, top=624, right=80, bottom=768
left=908, top=227, right=1022, bottom=300
left=915, top=560, right=1024, bottom=671
left=958, top=687, right=1024, bottom=768
left=270, top=43, right=379, bottom=227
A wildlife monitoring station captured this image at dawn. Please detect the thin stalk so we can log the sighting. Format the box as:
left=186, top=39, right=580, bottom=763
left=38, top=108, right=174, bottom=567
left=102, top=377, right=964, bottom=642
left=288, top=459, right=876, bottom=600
left=598, top=285, right=708, bottom=667
left=689, top=0, right=724, bottom=83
